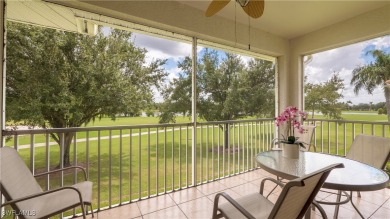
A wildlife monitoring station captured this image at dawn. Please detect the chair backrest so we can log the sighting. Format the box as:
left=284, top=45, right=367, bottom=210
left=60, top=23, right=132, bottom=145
left=268, top=163, right=344, bottom=219
left=0, top=147, right=43, bottom=210
left=346, top=134, right=390, bottom=169
left=294, top=125, right=316, bottom=151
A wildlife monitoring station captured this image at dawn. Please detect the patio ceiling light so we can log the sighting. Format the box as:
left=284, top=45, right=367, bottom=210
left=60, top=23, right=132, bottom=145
left=75, top=17, right=98, bottom=36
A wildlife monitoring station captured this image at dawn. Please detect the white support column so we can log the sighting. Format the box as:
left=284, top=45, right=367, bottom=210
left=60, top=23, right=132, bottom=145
left=191, top=37, right=197, bottom=186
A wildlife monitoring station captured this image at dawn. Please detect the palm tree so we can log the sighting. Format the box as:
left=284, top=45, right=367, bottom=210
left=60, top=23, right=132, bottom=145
left=351, top=50, right=390, bottom=122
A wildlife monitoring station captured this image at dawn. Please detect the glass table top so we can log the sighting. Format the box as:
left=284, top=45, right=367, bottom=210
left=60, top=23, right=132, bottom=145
left=256, top=151, right=389, bottom=191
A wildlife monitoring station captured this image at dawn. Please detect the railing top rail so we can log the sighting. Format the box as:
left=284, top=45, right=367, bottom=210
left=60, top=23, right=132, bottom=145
left=2, top=122, right=193, bottom=136
left=1, top=118, right=274, bottom=136
left=198, top=118, right=274, bottom=125
left=308, top=119, right=390, bottom=125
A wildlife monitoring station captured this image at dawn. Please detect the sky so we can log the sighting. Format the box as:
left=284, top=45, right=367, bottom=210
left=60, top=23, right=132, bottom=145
left=304, top=35, right=390, bottom=105
left=130, top=31, right=390, bottom=105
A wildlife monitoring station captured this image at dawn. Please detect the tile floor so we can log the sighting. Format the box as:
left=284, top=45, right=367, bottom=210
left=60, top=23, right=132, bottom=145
left=78, top=168, right=390, bottom=219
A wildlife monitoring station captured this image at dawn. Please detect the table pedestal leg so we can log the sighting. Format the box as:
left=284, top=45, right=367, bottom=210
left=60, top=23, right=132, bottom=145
left=350, top=191, right=365, bottom=219
left=334, top=190, right=342, bottom=219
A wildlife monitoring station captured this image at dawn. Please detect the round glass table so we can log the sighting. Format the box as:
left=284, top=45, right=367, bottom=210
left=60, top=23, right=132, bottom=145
left=256, top=150, right=389, bottom=219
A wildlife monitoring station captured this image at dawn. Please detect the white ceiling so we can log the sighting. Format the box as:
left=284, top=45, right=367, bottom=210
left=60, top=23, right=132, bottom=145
left=6, top=0, right=390, bottom=40
left=178, top=0, right=390, bottom=39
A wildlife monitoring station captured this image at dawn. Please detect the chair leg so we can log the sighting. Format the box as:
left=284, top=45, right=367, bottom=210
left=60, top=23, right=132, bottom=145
left=80, top=203, right=86, bottom=219
left=88, top=204, right=95, bottom=218
left=357, top=191, right=361, bottom=198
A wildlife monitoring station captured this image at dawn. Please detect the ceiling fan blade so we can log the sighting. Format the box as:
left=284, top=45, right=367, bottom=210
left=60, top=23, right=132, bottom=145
left=242, top=0, right=265, bottom=19
left=205, top=0, right=231, bottom=17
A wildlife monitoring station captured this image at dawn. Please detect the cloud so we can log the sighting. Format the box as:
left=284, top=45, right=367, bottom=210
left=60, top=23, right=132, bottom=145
left=305, top=35, right=389, bottom=104
left=132, top=32, right=192, bottom=63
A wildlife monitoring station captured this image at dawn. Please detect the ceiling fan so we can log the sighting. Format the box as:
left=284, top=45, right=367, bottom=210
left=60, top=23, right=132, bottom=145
left=205, top=0, right=265, bottom=19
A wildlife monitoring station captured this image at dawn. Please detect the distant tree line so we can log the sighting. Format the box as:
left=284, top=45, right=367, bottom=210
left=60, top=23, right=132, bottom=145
left=346, top=102, right=387, bottom=113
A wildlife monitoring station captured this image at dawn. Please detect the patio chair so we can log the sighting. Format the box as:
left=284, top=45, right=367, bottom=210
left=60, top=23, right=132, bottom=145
left=0, top=147, right=94, bottom=219
left=346, top=134, right=390, bottom=198
left=294, top=125, right=316, bottom=152
left=212, top=163, right=344, bottom=219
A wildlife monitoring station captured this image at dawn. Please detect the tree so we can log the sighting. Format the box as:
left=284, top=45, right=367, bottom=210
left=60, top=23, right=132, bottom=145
left=351, top=50, right=390, bottom=122
left=305, top=73, right=345, bottom=120
left=6, top=22, right=167, bottom=166
left=159, top=49, right=275, bottom=148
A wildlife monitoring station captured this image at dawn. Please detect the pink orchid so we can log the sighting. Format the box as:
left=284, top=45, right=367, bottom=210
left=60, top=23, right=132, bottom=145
left=275, top=106, right=307, bottom=143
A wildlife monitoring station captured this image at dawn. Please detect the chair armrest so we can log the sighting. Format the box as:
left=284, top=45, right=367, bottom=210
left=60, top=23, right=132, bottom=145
left=212, top=192, right=256, bottom=219
left=1, top=186, right=84, bottom=207
left=34, top=166, right=88, bottom=181
left=260, top=177, right=285, bottom=195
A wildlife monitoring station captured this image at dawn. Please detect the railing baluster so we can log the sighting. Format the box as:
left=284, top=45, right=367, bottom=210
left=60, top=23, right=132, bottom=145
left=228, top=124, right=230, bottom=176
left=97, top=131, right=101, bottom=210
left=233, top=124, right=236, bottom=174
left=222, top=124, right=225, bottom=177
left=148, top=128, right=151, bottom=197
left=320, top=121, right=324, bottom=152
left=343, top=123, right=347, bottom=156
left=129, top=129, right=132, bottom=201
left=237, top=124, right=241, bottom=173
left=206, top=124, right=209, bottom=182
left=217, top=125, right=220, bottom=178
left=156, top=127, right=159, bottom=194
left=251, top=122, right=253, bottom=170
left=109, top=130, right=112, bottom=207
left=382, top=124, right=385, bottom=137
left=45, top=134, right=50, bottom=191
left=186, top=125, right=189, bottom=187
left=335, top=121, right=339, bottom=155
left=86, top=131, right=90, bottom=180
left=138, top=128, right=142, bottom=198
left=262, top=122, right=265, bottom=151
left=30, top=134, right=35, bottom=174
left=246, top=123, right=249, bottom=171
left=172, top=126, right=175, bottom=190
left=212, top=124, right=214, bottom=179
left=73, top=133, right=77, bottom=216
left=119, top=129, right=123, bottom=203
left=179, top=126, right=182, bottom=188
left=164, top=127, right=167, bottom=192
left=200, top=124, right=202, bottom=183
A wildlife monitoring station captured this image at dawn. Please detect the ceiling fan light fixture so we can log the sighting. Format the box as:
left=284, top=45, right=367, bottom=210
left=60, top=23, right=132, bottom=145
left=236, top=0, right=250, bottom=7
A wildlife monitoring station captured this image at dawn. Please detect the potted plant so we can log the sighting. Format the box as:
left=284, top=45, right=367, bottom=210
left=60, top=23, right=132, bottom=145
left=275, top=106, right=308, bottom=158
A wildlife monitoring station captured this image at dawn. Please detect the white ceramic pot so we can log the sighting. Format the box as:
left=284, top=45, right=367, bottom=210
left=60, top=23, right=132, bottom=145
left=282, top=143, right=300, bottom=159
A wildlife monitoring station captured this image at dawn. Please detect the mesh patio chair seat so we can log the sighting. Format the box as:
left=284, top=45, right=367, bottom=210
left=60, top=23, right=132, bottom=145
left=212, top=163, right=344, bottom=219
left=0, top=147, right=94, bottom=219
left=294, top=125, right=316, bottom=152
left=346, top=134, right=390, bottom=170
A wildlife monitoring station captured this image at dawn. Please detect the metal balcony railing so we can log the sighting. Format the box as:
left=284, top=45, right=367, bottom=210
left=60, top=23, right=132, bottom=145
left=1, top=119, right=275, bottom=215
left=1, top=118, right=389, bottom=217
left=306, top=119, right=390, bottom=156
